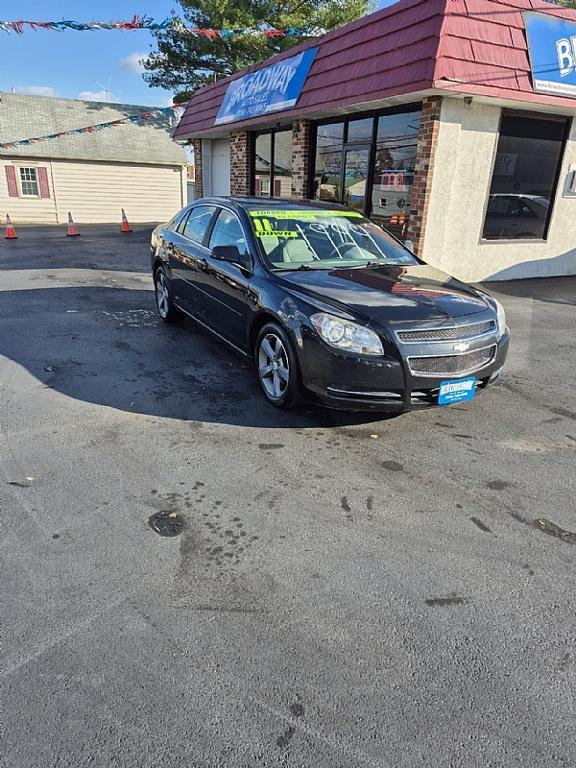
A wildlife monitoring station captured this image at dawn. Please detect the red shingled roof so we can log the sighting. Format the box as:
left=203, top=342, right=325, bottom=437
left=175, top=0, right=576, bottom=139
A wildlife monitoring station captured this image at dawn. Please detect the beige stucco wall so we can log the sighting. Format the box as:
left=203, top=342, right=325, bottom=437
left=421, top=98, right=576, bottom=282
left=1, top=157, right=186, bottom=224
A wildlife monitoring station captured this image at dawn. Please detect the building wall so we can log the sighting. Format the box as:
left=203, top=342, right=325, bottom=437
left=1, top=158, right=58, bottom=223
left=1, top=156, right=186, bottom=224
left=422, top=98, right=576, bottom=282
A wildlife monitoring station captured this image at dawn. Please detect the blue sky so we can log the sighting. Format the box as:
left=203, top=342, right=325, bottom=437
left=0, top=0, right=396, bottom=106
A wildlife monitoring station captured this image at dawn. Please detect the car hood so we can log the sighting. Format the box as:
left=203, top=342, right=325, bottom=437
left=278, top=264, right=491, bottom=326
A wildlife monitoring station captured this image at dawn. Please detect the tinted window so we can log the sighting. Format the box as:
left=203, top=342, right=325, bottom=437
left=209, top=209, right=248, bottom=254
left=482, top=112, right=568, bottom=240
left=182, top=206, right=216, bottom=243
left=314, top=122, right=344, bottom=202
left=253, top=130, right=292, bottom=198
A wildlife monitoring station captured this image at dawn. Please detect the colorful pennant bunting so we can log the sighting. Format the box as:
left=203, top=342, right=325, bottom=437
left=0, top=15, right=325, bottom=38
left=0, top=106, right=185, bottom=150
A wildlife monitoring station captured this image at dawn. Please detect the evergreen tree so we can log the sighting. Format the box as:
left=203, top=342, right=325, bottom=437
left=143, top=0, right=372, bottom=100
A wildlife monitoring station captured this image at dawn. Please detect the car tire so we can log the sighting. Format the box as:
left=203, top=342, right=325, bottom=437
left=255, top=322, right=302, bottom=409
left=154, top=266, right=181, bottom=323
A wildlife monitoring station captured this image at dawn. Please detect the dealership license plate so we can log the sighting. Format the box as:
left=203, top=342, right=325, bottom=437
left=438, top=377, right=477, bottom=405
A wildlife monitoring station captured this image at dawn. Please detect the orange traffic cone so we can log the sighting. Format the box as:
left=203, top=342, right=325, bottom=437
left=4, top=214, right=17, bottom=239
left=66, top=212, right=80, bottom=237
left=120, top=208, right=133, bottom=233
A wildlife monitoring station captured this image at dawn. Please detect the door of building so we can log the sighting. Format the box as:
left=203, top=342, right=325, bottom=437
left=210, top=139, right=230, bottom=196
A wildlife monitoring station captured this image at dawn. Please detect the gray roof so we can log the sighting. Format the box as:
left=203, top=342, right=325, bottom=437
left=0, top=92, right=186, bottom=166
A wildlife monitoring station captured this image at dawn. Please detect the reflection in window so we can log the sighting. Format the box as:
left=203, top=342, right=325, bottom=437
left=314, top=122, right=344, bottom=202
left=347, top=118, right=373, bottom=143
left=182, top=205, right=216, bottom=243
left=254, top=133, right=272, bottom=197
left=482, top=113, right=567, bottom=240
left=253, top=130, right=292, bottom=198
left=209, top=209, right=247, bottom=254
left=273, top=130, right=293, bottom=198
left=370, top=111, right=420, bottom=240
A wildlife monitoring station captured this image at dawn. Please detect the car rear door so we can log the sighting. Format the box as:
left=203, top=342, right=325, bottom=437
left=169, top=205, right=217, bottom=312
left=193, top=207, right=253, bottom=351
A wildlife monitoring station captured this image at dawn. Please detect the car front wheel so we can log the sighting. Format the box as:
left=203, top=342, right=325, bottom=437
left=255, top=322, right=302, bottom=409
left=154, top=267, right=181, bottom=323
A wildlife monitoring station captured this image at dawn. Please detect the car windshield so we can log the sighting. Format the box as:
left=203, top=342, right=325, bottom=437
left=248, top=208, right=418, bottom=270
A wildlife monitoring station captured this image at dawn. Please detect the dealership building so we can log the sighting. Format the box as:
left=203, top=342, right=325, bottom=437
left=175, top=0, right=576, bottom=282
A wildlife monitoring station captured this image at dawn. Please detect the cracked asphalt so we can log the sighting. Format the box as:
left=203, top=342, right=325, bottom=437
left=1, top=226, right=575, bottom=768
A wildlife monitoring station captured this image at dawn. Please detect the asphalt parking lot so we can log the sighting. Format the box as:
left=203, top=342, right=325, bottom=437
left=1, top=225, right=575, bottom=768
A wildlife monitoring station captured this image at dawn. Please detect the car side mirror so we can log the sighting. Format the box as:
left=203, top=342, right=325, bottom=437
left=211, top=245, right=250, bottom=268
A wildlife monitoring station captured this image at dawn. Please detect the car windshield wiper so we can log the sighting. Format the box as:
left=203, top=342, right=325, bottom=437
left=277, top=263, right=317, bottom=271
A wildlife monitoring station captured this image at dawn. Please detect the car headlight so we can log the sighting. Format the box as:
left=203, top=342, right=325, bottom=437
left=311, top=312, right=384, bottom=356
left=493, top=299, right=507, bottom=339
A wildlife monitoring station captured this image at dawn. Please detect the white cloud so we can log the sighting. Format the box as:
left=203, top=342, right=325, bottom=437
left=78, top=89, right=120, bottom=103
left=120, top=52, right=149, bottom=74
left=14, top=86, right=57, bottom=97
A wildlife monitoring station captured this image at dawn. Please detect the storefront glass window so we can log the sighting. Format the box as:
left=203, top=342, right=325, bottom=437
left=347, top=118, right=373, bottom=143
left=254, top=133, right=272, bottom=197
left=482, top=113, right=568, bottom=241
left=370, top=111, right=420, bottom=239
left=253, top=130, right=292, bottom=197
left=314, top=123, right=344, bottom=201
left=273, top=130, right=293, bottom=198
left=312, top=108, right=421, bottom=239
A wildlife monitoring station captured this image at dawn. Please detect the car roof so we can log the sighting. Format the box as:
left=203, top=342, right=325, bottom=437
left=194, top=196, right=352, bottom=213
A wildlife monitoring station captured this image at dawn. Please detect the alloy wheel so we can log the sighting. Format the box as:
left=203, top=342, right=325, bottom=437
left=258, top=333, right=290, bottom=399
left=155, top=271, right=169, bottom=319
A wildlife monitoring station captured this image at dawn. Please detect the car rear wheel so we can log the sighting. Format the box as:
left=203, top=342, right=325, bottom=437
left=154, top=267, right=181, bottom=323
left=255, top=323, right=302, bottom=409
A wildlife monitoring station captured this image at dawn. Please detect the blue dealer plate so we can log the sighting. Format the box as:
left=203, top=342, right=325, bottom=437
left=438, top=377, right=477, bottom=406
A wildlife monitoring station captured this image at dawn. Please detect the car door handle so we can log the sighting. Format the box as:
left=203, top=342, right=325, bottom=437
left=198, top=257, right=209, bottom=272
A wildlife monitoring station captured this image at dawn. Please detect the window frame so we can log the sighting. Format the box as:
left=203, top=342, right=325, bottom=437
left=17, top=166, right=40, bottom=198
left=309, top=103, right=422, bottom=215
left=250, top=126, right=293, bottom=198
left=480, top=109, right=572, bottom=244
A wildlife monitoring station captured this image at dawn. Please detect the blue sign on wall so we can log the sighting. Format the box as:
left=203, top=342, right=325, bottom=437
left=215, top=47, right=319, bottom=125
left=525, top=12, right=576, bottom=99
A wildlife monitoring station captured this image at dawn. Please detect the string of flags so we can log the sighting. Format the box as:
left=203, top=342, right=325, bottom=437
left=0, top=106, right=185, bottom=150
left=0, top=15, right=325, bottom=38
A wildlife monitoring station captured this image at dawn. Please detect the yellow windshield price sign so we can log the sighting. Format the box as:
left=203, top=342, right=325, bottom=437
left=249, top=209, right=363, bottom=220
left=252, top=217, right=298, bottom=238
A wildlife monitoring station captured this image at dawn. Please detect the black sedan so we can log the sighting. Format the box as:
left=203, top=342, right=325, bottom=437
left=150, top=198, right=509, bottom=412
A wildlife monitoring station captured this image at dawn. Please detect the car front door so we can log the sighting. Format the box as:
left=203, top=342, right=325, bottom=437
left=169, top=205, right=217, bottom=311
left=194, top=207, right=253, bottom=351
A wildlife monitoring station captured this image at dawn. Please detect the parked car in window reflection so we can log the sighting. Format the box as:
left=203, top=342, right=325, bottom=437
left=483, top=194, right=550, bottom=240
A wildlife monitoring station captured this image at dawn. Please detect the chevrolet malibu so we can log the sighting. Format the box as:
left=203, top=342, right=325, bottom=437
left=150, top=198, right=509, bottom=411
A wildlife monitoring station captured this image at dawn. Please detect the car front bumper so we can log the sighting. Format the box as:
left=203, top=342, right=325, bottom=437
left=295, top=327, right=510, bottom=412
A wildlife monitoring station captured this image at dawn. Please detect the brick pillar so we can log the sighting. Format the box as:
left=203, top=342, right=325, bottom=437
left=291, top=120, right=312, bottom=198
left=230, top=131, right=251, bottom=196
left=191, top=139, right=203, bottom=199
left=406, top=96, right=442, bottom=255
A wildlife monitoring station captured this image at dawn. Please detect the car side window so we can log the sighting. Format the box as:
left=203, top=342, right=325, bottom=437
left=181, top=206, right=216, bottom=243
left=209, top=209, right=248, bottom=255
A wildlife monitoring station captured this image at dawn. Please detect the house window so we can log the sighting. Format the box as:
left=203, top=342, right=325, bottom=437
left=312, top=106, right=421, bottom=239
left=19, top=167, right=39, bottom=196
left=252, top=129, right=292, bottom=197
left=482, top=112, right=569, bottom=241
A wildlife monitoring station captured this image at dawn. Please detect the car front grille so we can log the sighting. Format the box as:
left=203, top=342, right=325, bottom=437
left=397, top=320, right=495, bottom=343
left=408, top=345, right=496, bottom=377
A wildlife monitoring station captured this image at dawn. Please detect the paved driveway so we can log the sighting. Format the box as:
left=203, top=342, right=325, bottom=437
left=1, top=226, right=575, bottom=768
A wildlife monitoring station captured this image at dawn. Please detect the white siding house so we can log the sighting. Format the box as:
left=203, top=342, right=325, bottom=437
left=0, top=93, right=187, bottom=224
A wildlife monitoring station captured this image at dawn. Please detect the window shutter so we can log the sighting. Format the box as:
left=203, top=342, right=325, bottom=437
left=5, top=166, right=19, bottom=197
left=274, top=179, right=282, bottom=197
left=255, top=178, right=262, bottom=195
left=37, top=167, right=50, bottom=198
